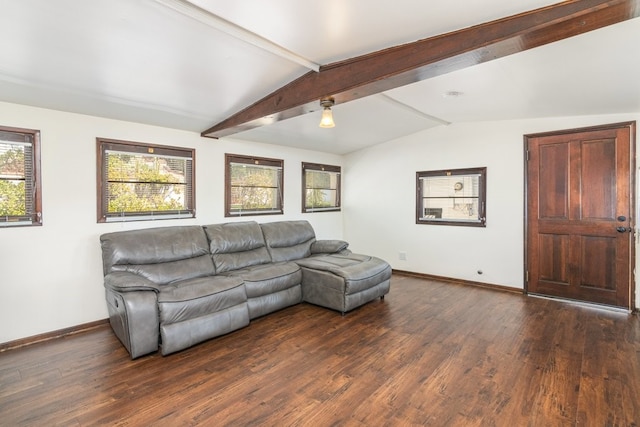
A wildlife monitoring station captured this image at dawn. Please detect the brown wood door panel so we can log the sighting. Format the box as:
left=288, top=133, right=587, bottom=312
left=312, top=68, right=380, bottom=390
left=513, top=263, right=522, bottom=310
left=537, top=233, right=570, bottom=285
left=581, top=138, right=617, bottom=220
left=580, top=236, right=616, bottom=289
left=534, top=235, right=621, bottom=305
left=538, top=143, right=570, bottom=220
left=526, top=122, right=635, bottom=309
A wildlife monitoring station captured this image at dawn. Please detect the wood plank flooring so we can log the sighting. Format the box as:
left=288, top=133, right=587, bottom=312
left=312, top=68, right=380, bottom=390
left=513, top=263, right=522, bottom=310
left=1, top=274, right=639, bottom=426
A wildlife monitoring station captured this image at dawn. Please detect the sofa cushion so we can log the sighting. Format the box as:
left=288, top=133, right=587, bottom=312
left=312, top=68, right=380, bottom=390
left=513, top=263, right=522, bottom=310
left=204, top=221, right=271, bottom=273
left=158, top=275, right=246, bottom=325
left=224, top=262, right=302, bottom=298
left=110, top=255, right=215, bottom=286
left=260, top=220, right=316, bottom=262
left=310, top=239, right=349, bottom=254
left=101, top=226, right=214, bottom=284
left=296, top=253, right=392, bottom=294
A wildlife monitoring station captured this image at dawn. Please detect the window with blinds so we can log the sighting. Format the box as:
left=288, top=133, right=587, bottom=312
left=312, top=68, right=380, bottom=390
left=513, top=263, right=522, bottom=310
left=0, top=126, right=42, bottom=227
left=225, top=154, right=283, bottom=217
left=302, top=162, right=341, bottom=213
left=416, top=167, right=486, bottom=227
left=97, top=138, right=195, bottom=222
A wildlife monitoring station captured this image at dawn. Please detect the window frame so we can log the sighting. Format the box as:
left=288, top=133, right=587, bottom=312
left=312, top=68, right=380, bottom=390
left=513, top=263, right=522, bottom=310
left=301, top=162, right=341, bottom=213
left=96, top=137, right=196, bottom=223
left=0, top=125, right=42, bottom=227
left=225, top=153, right=284, bottom=217
left=416, top=167, right=487, bottom=227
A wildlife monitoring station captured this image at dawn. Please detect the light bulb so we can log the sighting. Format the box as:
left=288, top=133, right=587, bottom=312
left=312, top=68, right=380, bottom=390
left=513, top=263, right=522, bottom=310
left=319, top=107, right=335, bottom=128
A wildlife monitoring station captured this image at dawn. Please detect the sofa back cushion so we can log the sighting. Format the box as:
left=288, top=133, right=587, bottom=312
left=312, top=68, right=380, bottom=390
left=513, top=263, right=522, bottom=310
left=204, top=221, right=271, bottom=273
left=100, top=225, right=214, bottom=285
left=260, top=220, right=316, bottom=262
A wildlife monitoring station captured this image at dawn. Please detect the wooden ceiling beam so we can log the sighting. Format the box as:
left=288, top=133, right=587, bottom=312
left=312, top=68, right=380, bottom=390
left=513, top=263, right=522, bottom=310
left=202, top=0, right=640, bottom=139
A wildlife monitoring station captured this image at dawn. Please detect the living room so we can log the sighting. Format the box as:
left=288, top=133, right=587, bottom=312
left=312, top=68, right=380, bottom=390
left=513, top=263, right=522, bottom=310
left=1, top=1, right=639, bottom=424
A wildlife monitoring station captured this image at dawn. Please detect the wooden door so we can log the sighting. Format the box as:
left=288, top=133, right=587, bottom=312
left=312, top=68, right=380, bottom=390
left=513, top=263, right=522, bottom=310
left=526, top=122, right=635, bottom=309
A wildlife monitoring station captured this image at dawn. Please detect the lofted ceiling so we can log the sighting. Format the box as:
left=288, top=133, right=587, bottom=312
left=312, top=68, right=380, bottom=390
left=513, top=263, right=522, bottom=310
left=1, top=0, right=639, bottom=154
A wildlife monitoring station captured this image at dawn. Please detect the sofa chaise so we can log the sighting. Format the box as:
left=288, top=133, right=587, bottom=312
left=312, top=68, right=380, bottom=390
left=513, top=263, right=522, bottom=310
left=100, top=220, right=391, bottom=358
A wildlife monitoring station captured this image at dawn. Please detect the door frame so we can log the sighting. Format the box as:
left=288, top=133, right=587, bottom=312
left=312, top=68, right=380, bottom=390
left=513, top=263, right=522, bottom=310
left=523, top=121, right=637, bottom=310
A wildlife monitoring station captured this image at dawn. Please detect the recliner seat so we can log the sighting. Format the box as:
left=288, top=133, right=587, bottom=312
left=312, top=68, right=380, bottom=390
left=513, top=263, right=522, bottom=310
left=204, top=221, right=303, bottom=319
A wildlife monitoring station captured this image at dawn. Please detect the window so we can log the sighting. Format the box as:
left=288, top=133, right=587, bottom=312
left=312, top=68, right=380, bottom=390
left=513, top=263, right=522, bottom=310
left=302, top=162, right=341, bottom=213
left=416, top=167, right=486, bottom=227
left=0, top=126, right=42, bottom=227
left=97, top=138, right=195, bottom=223
left=225, top=154, right=283, bottom=217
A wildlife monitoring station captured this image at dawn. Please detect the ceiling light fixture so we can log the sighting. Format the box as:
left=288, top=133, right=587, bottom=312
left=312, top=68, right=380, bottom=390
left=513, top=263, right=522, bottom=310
left=319, top=98, right=335, bottom=128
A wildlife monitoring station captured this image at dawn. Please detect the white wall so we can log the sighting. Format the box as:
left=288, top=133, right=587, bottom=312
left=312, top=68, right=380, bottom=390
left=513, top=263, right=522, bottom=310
left=343, top=114, right=640, bottom=309
left=2, top=102, right=638, bottom=345
left=0, top=102, right=343, bottom=343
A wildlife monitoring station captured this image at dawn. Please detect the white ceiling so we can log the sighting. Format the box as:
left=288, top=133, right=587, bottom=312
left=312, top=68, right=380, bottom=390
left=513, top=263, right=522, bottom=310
left=1, top=0, right=639, bottom=154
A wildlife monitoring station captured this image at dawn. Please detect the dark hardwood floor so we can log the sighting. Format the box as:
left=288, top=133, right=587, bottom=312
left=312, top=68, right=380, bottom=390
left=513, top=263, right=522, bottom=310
left=1, top=274, right=639, bottom=426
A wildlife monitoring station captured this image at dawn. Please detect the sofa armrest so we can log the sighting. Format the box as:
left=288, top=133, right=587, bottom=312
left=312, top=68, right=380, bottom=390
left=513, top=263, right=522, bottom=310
left=311, top=239, right=349, bottom=254
left=104, top=271, right=161, bottom=293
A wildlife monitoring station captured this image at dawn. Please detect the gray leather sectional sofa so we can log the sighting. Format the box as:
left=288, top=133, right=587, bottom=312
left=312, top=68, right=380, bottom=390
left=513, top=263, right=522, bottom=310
left=100, top=220, right=391, bottom=358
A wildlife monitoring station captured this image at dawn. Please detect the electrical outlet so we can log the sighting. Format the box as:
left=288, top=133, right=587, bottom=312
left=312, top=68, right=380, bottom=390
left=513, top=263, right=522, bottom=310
left=399, top=252, right=407, bottom=261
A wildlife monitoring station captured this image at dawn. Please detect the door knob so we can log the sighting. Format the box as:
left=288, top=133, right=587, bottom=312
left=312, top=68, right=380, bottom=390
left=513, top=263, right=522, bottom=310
left=616, top=226, right=632, bottom=233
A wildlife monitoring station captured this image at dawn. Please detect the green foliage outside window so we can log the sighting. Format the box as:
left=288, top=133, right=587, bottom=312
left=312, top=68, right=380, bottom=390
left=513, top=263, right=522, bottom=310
left=0, top=180, right=25, bottom=216
left=305, top=170, right=335, bottom=208
left=0, top=145, right=27, bottom=216
left=302, top=163, right=340, bottom=212
left=98, top=138, right=195, bottom=222
left=106, top=153, right=187, bottom=214
left=225, top=154, right=283, bottom=217
left=230, top=164, right=280, bottom=211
